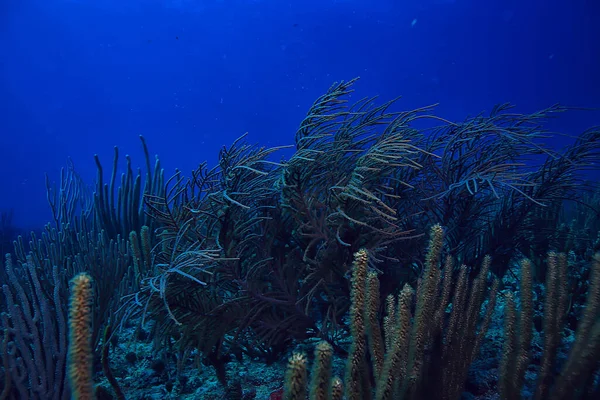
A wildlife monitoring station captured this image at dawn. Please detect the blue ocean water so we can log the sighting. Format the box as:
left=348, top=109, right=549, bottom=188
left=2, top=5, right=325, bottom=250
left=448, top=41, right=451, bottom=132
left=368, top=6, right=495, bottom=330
left=1, top=0, right=598, bottom=230
left=2, top=2, right=600, bottom=400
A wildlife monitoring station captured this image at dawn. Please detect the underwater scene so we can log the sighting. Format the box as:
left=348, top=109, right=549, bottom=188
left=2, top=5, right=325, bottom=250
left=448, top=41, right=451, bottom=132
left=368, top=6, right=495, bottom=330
left=1, top=0, right=600, bottom=399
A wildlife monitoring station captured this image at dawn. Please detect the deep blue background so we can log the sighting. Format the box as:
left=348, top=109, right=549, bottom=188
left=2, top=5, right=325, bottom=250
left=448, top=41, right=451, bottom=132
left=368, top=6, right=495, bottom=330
left=1, top=0, right=599, bottom=230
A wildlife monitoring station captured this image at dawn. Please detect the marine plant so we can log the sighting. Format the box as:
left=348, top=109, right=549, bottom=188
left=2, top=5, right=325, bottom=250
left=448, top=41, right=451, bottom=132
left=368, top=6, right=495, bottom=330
left=130, top=78, right=600, bottom=381
left=1, top=79, right=599, bottom=399
left=0, top=138, right=162, bottom=399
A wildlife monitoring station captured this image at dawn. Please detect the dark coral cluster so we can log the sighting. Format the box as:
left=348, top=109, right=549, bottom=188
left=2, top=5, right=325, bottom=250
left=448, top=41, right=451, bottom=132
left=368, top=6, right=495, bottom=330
left=1, top=79, right=600, bottom=399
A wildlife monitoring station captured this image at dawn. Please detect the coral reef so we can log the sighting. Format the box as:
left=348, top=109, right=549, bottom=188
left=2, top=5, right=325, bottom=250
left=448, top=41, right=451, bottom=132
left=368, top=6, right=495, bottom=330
left=1, top=79, right=600, bottom=399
